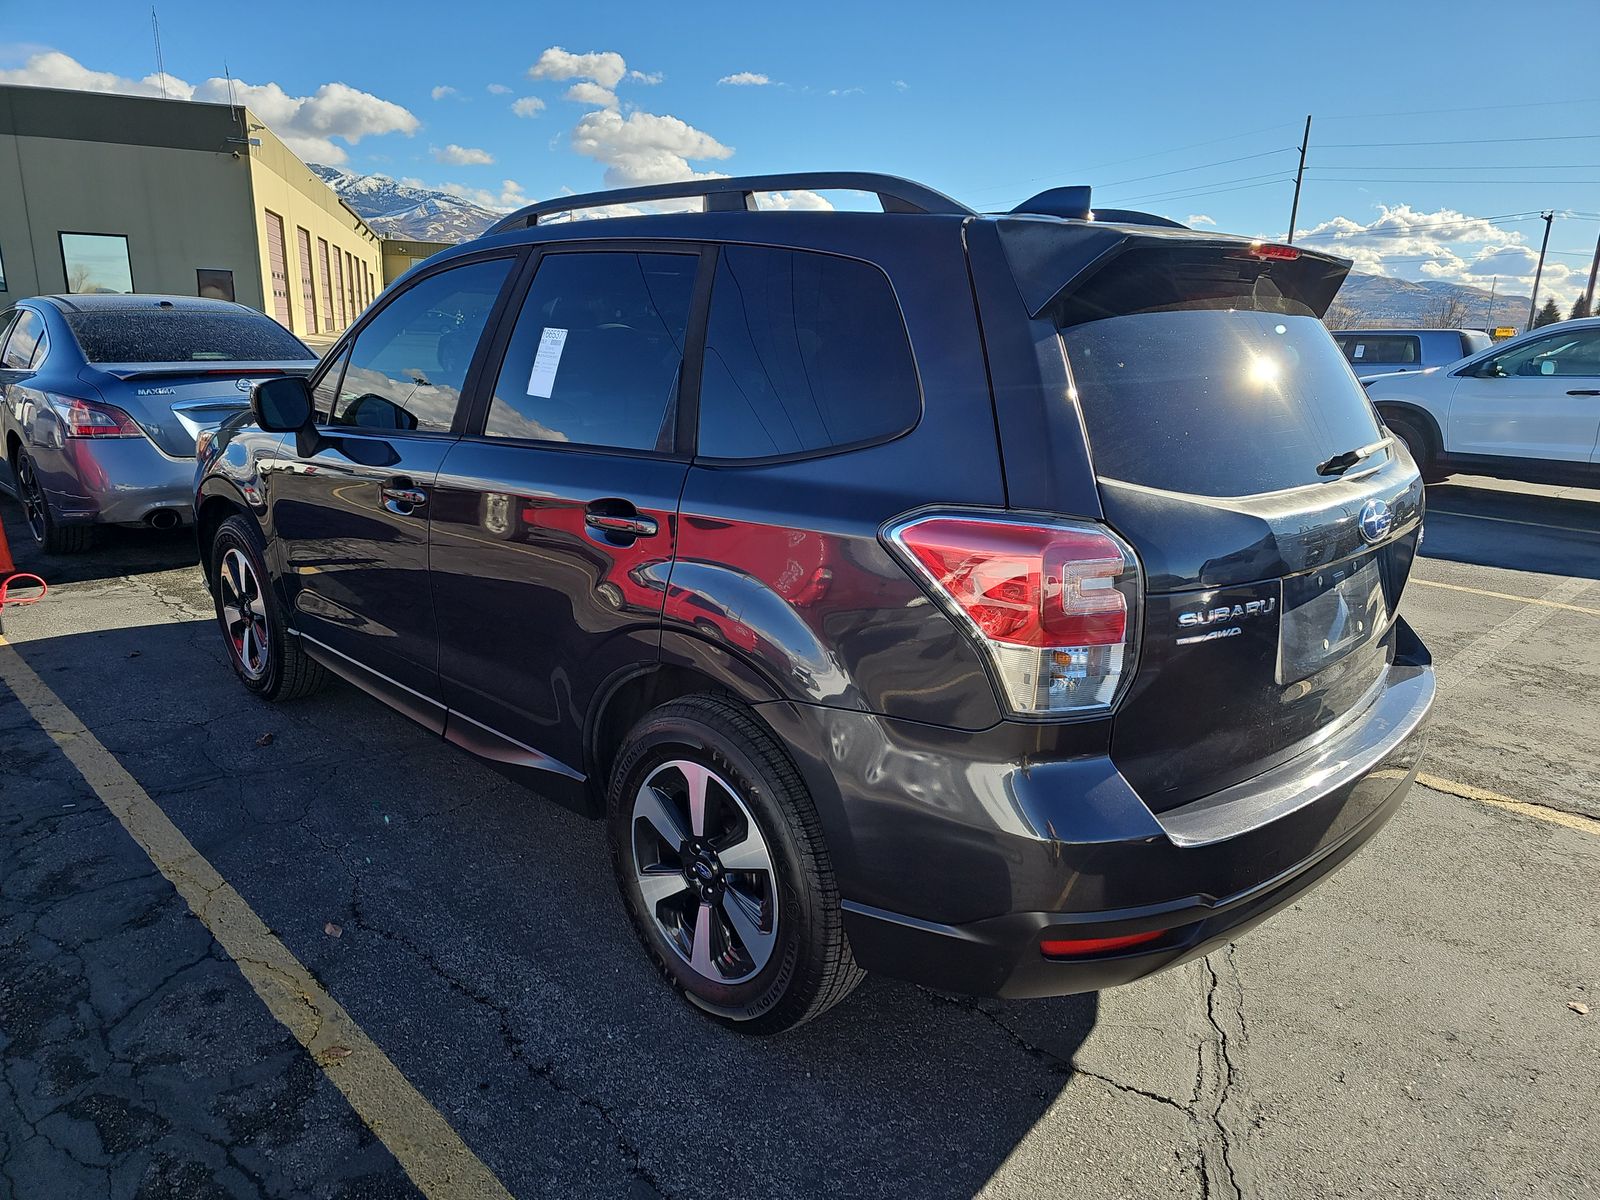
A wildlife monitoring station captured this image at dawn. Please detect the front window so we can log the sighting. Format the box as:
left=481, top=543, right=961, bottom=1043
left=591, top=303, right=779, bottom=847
left=60, top=233, right=134, bottom=294
left=330, top=257, right=512, bottom=434
left=1478, top=328, right=1600, bottom=378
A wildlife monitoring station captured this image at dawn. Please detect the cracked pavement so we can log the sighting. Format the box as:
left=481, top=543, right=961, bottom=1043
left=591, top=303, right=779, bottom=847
left=2, top=476, right=1599, bottom=1199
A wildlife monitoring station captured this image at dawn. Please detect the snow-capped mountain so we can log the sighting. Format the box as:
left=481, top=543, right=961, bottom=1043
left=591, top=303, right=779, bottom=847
left=310, top=165, right=502, bottom=243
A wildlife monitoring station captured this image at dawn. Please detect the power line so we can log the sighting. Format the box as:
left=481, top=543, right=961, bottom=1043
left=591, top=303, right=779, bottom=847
left=1097, top=148, right=1294, bottom=190
left=1320, top=96, right=1600, bottom=120
left=1106, top=173, right=1294, bottom=205
left=1320, top=133, right=1600, bottom=148
left=1311, top=163, right=1600, bottom=171
left=1297, top=211, right=1546, bottom=240
left=1312, top=177, right=1600, bottom=185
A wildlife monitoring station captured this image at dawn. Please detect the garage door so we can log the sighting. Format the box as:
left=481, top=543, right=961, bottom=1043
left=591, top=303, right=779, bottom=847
left=263, top=210, right=292, bottom=329
left=296, top=226, right=318, bottom=333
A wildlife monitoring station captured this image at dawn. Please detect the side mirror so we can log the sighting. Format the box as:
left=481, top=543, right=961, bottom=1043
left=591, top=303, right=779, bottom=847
left=251, top=376, right=313, bottom=432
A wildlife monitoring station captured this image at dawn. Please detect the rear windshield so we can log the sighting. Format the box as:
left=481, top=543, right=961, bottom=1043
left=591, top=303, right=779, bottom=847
left=1062, top=311, right=1384, bottom=497
left=66, top=311, right=314, bottom=364
left=1335, top=334, right=1419, bottom=365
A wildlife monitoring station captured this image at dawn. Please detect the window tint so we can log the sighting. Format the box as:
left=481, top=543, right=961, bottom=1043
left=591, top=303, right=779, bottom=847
left=698, top=246, right=920, bottom=459
left=331, top=257, right=510, bottom=434
left=1482, top=328, right=1600, bottom=378
left=1336, top=334, right=1419, bottom=365
left=66, top=311, right=312, bottom=363
left=2, top=310, right=45, bottom=370
left=485, top=251, right=696, bottom=450
left=1062, top=311, right=1384, bottom=498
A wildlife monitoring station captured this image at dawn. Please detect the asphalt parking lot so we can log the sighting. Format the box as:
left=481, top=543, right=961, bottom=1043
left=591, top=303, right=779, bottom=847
left=2, top=475, right=1597, bottom=1200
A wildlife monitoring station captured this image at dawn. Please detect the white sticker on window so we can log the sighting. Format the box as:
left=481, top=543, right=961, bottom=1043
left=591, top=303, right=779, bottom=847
left=527, top=327, right=568, bottom=398
left=1353, top=344, right=1366, bottom=359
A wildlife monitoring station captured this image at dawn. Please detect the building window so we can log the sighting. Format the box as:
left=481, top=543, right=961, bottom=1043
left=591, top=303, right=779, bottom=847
left=196, top=269, right=236, bottom=302
left=60, top=232, right=134, bottom=294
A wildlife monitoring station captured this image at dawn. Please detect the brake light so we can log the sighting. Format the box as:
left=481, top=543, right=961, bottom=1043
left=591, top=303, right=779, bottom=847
left=886, top=514, right=1141, bottom=716
left=1040, top=929, right=1166, bottom=958
left=49, top=395, right=145, bottom=439
left=1246, top=242, right=1300, bottom=261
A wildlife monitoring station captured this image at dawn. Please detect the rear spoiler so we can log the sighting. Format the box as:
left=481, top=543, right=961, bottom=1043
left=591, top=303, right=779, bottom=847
left=92, top=361, right=317, bottom=380
left=993, top=216, right=1350, bottom=323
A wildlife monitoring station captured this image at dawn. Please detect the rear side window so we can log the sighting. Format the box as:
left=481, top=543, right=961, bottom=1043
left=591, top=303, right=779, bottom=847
left=66, top=311, right=314, bottom=363
left=1063, top=311, right=1383, bottom=498
left=2, top=310, right=45, bottom=370
left=332, top=257, right=512, bottom=434
left=697, top=246, right=920, bottom=459
left=484, top=251, right=697, bottom=451
left=1336, top=334, right=1419, bottom=365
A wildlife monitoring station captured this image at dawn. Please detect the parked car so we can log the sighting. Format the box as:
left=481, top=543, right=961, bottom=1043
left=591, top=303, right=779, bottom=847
left=196, top=173, right=1435, bottom=1033
left=1365, top=316, right=1600, bottom=484
left=0, top=295, right=317, bottom=552
left=1332, top=328, right=1493, bottom=380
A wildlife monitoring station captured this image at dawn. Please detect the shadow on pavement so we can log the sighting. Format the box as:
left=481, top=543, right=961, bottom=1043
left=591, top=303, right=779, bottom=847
left=2, top=614, right=1102, bottom=1198
left=1, top=489, right=199, bottom=587
left=1418, top=481, right=1600, bottom=579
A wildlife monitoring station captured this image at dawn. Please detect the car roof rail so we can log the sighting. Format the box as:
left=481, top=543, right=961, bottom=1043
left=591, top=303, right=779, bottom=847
left=1008, top=187, right=1188, bottom=229
left=485, top=172, right=976, bottom=233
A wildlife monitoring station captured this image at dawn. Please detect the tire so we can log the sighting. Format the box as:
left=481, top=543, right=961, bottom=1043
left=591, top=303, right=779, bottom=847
left=12, top=449, right=93, bottom=554
left=607, top=693, right=865, bottom=1034
left=209, top=515, right=327, bottom=701
left=1384, top=415, right=1447, bottom=484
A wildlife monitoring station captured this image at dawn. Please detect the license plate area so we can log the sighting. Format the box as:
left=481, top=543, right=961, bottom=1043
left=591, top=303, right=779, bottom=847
left=1278, top=552, right=1389, bottom=685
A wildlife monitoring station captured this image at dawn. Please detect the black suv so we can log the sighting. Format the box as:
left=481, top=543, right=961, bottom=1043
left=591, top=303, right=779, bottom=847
left=196, top=173, right=1435, bottom=1033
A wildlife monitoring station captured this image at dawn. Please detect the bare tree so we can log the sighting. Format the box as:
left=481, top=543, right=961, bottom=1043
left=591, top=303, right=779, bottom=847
left=1423, top=292, right=1475, bottom=329
left=1323, top=299, right=1363, bottom=330
left=66, top=263, right=94, bottom=293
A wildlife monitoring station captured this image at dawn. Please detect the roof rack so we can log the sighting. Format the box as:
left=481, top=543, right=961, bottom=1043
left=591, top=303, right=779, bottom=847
left=486, top=172, right=975, bottom=233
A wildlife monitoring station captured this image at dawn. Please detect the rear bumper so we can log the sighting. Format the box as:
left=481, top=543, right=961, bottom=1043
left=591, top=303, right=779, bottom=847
left=761, top=620, right=1434, bottom=999
left=29, top=437, right=195, bottom=526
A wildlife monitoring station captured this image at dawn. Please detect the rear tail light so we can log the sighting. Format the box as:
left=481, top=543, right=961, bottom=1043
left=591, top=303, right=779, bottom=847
left=48, top=395, right=146, bottom=439
left=1040, top=929, right=1166, bottom=958
left=1242, top=242, right=1300, bottom=261
left=885, top=513, right=1141, bottom=716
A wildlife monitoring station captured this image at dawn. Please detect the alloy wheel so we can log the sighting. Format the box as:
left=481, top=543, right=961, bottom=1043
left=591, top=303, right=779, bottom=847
left=218, top=547, right=270, bottom=680
left=630, top=759, right=780, bottom=985
left=15, top=455, right=48, bottom=546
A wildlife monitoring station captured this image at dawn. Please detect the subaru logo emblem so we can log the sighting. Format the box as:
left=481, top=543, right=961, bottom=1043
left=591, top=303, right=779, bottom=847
left=235, top=377, right=254, bottom=393
left=1358, top=498, right=1393, bottom=544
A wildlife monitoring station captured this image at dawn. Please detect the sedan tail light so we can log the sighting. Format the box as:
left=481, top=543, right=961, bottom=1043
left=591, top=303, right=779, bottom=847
left=885, top=513, right=1141, bottom=717
left=48, top=395, right=146, bottom=439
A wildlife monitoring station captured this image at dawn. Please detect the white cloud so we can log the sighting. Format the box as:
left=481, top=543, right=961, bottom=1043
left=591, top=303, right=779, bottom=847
left=718, top=72, right=770, bottom=86
left=827, top=86, right=865, bottom=97
left=892, top=79, right=909, bottom=92
left=486, top=83, right=512, bottom=95
left=511, top=96, right=545, bottom=118
left=569, top=108, right=733, bottom=188
left=628, top=70, right=664, bottom=85
left=433, top=143, right=494, bottom=166
left=0, top=53, right=424, bottom=165
left=563, top=81, right=619, bottom=110
left=1186, top=213, right=1216, bottom=227
left=1296, top=204, right=1578, bottom=302
left=430, top=85, right=456, bottom=100
left=529, top=47, right=627, bottom=89
left=756, top=190, right=835, bottom=211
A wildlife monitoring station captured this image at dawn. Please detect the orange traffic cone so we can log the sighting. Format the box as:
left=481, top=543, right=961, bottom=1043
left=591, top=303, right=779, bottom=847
left=0, top=508, right=47, bottom=634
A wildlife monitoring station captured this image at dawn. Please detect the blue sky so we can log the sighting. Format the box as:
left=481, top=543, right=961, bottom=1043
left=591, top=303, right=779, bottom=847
left=4, top=0, right=1600, bottom=302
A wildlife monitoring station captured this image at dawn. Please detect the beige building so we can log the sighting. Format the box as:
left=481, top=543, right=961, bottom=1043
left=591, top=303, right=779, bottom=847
left=380, top=238, right=454, bottom=287
left=0, top=84, right=381, bottom=342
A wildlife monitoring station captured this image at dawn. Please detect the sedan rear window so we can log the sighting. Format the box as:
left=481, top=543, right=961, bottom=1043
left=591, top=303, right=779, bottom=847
left=1063, top=310, right=1384, bottom=498
left=65, top=311, right=315, bottom=364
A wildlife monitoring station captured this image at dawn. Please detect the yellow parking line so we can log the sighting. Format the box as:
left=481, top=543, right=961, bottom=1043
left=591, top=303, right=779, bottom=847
left=1428, top=508, right=1600, bottom=537
left=1417, top=772, right=1600, bottom=838
left=1410, top=577, right=1600, bottom=617
left=0, top=633, right=514, bottom=1200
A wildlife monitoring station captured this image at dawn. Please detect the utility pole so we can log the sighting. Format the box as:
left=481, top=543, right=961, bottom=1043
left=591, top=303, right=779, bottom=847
left=1584, top=224, right=1600, bottom=316
left=1527, top=210, right=1554, bottom=330
left=1286, top=114, right=1312, bottom=244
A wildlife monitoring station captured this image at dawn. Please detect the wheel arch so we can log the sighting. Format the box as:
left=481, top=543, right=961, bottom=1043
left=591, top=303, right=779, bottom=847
left=1375, top=401, right=1444, bottom=457
left=194, top=482, right=256, bottom=586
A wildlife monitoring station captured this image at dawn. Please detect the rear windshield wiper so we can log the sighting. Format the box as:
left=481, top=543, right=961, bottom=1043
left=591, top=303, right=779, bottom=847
left=1316, top=437, right=1389, bottom=477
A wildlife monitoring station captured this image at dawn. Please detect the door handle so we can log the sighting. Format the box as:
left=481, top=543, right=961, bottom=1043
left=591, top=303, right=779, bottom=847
left=381, top=483, right=428, bottom=515
left=585, top=511, right=659, bottom=538
left=1566, top=389, right=1600, bottom=396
